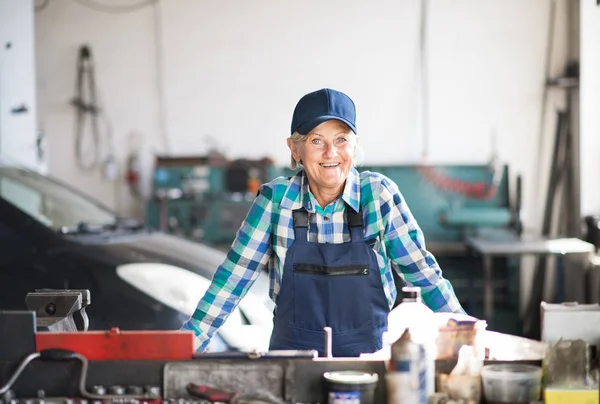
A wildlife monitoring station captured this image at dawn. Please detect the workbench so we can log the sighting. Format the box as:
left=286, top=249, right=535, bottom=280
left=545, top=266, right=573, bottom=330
left=466, top=235, right=595, bottom=325
left=0, top=308, right=552, bottom=404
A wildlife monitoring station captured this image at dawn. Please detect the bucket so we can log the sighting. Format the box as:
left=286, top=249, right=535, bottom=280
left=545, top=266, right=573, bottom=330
left=323, top=371, right=379, bottom=404
left=481, top=364, right=542, bottom=403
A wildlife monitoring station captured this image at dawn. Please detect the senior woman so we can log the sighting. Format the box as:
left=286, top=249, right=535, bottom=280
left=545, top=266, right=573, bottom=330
left=182, top=88, right=464, bottom=357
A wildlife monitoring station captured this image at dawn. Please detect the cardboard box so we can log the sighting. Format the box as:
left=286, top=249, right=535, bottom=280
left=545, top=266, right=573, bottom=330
left=541, top=302, right=600, bottom=348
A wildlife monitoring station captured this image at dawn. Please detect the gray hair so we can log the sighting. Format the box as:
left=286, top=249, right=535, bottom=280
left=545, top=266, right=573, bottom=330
left=288, top=129, right=365, bottom=169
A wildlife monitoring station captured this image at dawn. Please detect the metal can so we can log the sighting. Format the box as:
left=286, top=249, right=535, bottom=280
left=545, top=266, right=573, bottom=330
left=323, top=371, right=379, bottom=404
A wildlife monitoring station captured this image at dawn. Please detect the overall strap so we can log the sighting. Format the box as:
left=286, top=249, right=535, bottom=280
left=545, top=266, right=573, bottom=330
left=346, top=205, right=365, bottom=243
left=292, top=209, right=309, bottom=242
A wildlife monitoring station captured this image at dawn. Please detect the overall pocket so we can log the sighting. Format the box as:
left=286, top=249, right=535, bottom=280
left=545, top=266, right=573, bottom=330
left=292, top=263, right=373, bottom=332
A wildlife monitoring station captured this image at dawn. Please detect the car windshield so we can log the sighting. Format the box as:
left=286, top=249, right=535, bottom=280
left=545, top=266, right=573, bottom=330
left=0, top=166, right=116, bottom=230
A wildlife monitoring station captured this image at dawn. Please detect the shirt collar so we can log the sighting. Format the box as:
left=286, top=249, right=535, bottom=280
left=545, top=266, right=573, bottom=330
left=280, top=167, right=361, bottom=212
left=342, top=167, right=361, bottom=212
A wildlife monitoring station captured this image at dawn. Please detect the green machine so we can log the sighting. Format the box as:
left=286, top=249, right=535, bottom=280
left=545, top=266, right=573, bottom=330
left=146, top=160, right=522, bottom=334
left=146, top=155, right=281, bottom=245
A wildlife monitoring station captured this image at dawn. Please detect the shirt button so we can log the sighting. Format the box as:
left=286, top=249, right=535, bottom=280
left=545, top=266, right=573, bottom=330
left=324, top=216, right=330, bottom=221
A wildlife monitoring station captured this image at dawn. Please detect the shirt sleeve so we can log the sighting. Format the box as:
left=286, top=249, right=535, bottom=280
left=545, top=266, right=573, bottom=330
left=378, top=176, right=465, bottom=314
left=181, top=185, right=274, bottom=351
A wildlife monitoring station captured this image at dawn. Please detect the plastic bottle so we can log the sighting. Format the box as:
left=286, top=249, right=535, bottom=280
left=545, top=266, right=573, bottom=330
left=387, top=286, right=438, bottom=399
left=387, top=329, right=427, bottom=404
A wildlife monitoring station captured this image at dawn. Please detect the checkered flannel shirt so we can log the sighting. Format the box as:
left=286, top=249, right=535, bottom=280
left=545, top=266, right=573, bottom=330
left=182, top=167, right=464, bottom=351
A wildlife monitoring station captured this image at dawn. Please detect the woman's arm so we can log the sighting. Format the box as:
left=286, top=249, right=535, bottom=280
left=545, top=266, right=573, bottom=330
left=378, top=176, right=465, bottom=313
left=182, top=185, right=274, bottom=350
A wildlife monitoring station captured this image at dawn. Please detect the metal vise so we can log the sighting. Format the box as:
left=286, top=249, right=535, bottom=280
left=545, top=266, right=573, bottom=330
left=25, top=289, right=90, bottom=332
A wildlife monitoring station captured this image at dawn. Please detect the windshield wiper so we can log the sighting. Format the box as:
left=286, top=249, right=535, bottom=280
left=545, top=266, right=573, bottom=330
left=59, top=221, right=108, bottom=235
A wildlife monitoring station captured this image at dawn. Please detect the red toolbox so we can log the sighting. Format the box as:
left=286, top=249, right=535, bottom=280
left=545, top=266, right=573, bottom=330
left=36, top=327, right=194, bottom=360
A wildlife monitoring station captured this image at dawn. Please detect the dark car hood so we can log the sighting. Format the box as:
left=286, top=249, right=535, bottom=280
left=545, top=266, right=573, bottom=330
left=82, top=231, right=226, bottom=279
left=70, top=231, right=272, bottom=302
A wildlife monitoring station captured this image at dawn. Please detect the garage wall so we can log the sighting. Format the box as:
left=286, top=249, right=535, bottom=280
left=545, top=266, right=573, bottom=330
left=580, top=0, right=600, bottom=216
left=35, top=0, right=570, bottom=228
left=35, top=0, right=160, bottom=216
left=0, top=0, right=40, bottom=170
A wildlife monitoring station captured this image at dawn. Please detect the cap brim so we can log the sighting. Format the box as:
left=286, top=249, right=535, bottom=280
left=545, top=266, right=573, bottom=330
left=296, top=115, right=357, bottom=135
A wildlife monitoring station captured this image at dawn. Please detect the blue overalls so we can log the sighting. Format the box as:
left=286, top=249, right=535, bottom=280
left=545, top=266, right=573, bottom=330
left=269, top=205, right=390, bottom=357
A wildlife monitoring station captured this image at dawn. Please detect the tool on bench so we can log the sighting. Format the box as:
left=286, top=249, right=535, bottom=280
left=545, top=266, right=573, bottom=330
left=194, top=350, right=317, bottom=359
left=186, top=383, right=286, bottom=404
left=25, top=289, right=90, bottom=332
left=324, top=326, right=333, bottom=358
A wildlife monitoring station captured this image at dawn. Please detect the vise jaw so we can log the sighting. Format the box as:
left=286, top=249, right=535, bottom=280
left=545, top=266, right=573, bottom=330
left=25, top=289, right=90, bottom=332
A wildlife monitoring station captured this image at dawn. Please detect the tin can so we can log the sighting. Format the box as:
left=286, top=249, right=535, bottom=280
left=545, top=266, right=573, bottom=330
left=323, top=371, right=379, bottom=404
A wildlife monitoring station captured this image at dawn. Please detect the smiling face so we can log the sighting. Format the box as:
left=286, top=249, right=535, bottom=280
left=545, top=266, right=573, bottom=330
left=287, top=120, right=356, bottom=207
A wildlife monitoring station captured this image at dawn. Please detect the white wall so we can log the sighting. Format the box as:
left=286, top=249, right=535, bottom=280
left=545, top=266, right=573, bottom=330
left=0, top=0, right=40, bottom=170
left=581, top=0, right=600, bottom=216
left=35, top=0, right=161, bottom=216
left=35, top=0, right=570, bottom=227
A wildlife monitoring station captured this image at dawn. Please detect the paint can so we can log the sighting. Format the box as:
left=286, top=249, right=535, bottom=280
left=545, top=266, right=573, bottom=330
left=323, top=371, right=379, bottom=404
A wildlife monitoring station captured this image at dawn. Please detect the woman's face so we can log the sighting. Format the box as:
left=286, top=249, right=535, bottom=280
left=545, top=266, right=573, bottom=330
left=289, top=120, right=355, bottom=198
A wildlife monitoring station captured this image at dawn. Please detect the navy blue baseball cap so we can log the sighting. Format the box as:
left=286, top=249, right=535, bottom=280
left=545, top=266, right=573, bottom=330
left=291, top=88, right=357, bottom=135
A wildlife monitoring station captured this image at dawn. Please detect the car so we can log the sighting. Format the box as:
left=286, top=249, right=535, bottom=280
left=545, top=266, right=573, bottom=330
left=0, top=162, right=274, bottom=352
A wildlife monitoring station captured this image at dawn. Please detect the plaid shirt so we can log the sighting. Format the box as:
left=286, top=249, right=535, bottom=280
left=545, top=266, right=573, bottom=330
left=183, top=167, right=464, bottom=351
